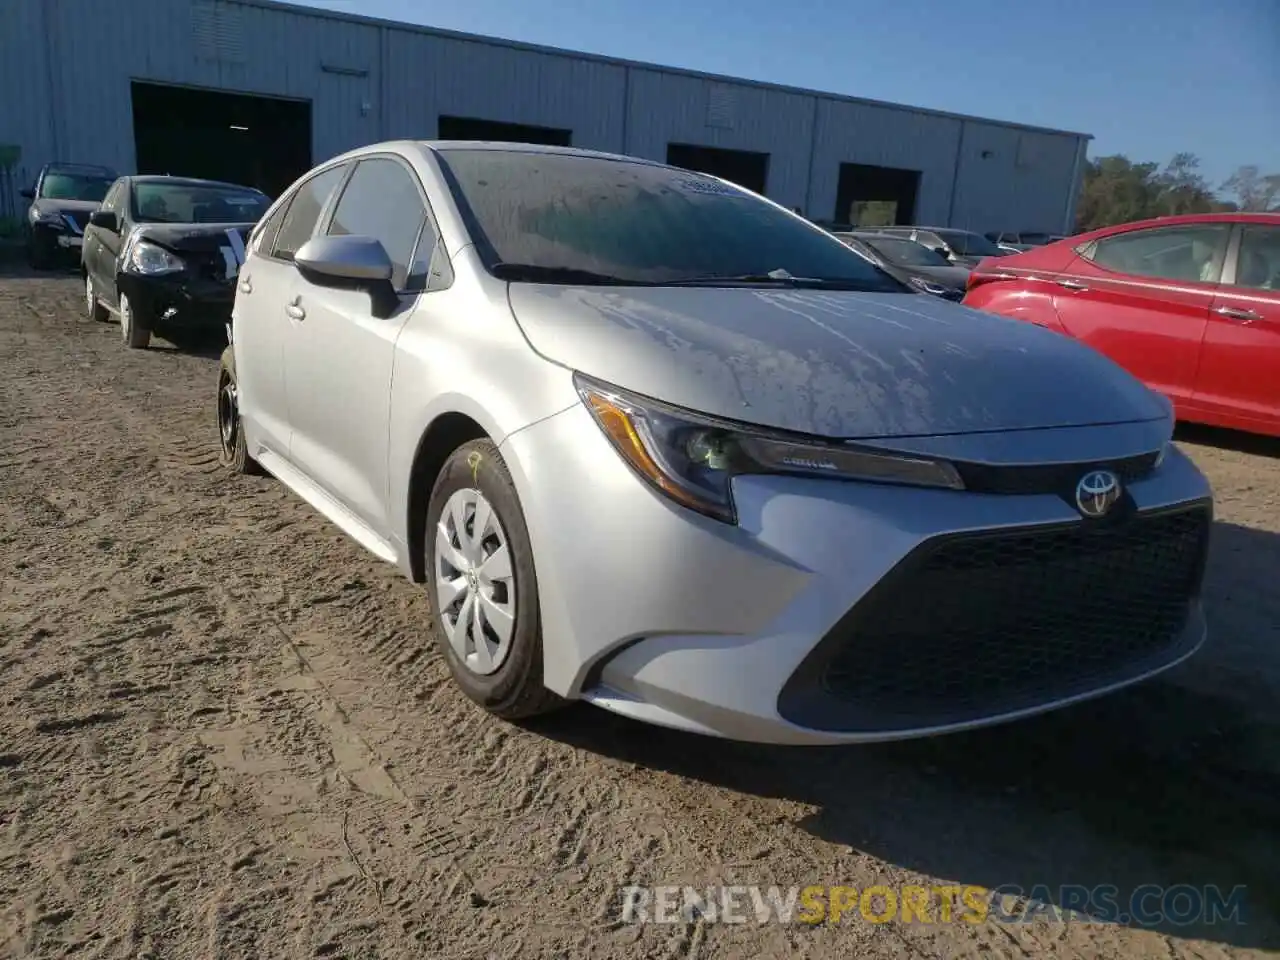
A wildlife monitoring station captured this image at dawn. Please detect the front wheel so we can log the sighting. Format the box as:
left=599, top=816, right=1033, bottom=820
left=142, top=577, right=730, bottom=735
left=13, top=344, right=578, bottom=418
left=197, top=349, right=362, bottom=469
left=119, top=293, right=152, bottom=349
left=27, top=234, right=53, bottom=270
left=217, top=347, right=264, bottom=475
left=84, top=272, right=109, bottom=322
left=425, top=439, right=565, bottom=720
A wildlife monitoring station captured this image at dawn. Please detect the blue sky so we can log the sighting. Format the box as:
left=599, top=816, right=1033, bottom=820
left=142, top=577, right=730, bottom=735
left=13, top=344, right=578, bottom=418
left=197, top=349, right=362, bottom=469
left=294, top=0, right=1279, bottom=193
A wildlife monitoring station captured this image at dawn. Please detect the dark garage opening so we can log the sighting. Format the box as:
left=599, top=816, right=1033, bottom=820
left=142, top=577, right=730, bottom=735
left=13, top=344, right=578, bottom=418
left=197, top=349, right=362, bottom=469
left=131, top=81, right=311, bottom=200
left=666, top=143, right=769, bottom=195
left=437, top=115, right=572, bottom=146
left=835, top=162, right=921, bottom=227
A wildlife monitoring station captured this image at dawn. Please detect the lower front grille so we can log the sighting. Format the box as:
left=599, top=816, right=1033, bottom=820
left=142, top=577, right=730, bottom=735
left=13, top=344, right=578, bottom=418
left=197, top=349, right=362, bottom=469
left=778, top=503, right=1212, bottom=732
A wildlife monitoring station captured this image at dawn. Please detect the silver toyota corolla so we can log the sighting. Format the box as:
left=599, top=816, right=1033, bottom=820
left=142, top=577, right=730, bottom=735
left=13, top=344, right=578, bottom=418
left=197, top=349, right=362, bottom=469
left=216, top=140, right=1213, bottom=745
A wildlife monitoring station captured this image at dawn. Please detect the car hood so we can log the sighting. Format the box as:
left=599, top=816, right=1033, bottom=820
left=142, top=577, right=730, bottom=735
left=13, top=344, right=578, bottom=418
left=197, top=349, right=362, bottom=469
left=506, top=285, right=1168, bottom=439
left=902, top=263, right=971, bottom=289
left=134, top=222, right=257, bottom=253
left=32, top=198, right=101, bottom=219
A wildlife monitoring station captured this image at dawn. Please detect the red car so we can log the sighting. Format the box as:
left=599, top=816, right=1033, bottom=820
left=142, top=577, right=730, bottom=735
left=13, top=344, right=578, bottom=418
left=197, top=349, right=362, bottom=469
left=964, top=212, right=1280, bottom=438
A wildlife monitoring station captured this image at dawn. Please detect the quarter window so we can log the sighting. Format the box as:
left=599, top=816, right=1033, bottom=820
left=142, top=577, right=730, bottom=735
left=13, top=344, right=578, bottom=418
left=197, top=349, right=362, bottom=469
left=1085, top=224, right=1231, bottom=284
left=326, top=157, right=429, bottom=291
left=272, top=164, right=348, bottom=262
left=101, top=181, right=125, bottom=215
left=1231, top=225, right=1280, bottom=291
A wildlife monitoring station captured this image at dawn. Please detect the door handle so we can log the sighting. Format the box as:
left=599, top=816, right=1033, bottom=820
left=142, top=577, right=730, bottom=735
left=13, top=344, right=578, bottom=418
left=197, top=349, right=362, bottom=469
left=285, top=296, right=305, bottom=321
left=1056, top=279, right=1089, bottom=291
left=238, top=276, right=252, bottom=294
left=1213, top=306, right=1259, bottom=323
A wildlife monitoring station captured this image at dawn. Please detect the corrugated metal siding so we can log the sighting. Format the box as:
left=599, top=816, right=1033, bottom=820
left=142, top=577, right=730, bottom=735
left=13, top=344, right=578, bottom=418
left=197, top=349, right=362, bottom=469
left=0, top=0, right=59, bottom=199
left=4, top=0, right=1088, bottom=231
left=950, top=123, right=1082, bottom=234
left=383, top=32, right=627, bottom=150
left=810, top=99, right=963, bottom=225
left=45, top=0, right=381, bottom=173
left=624, top=69, right=815, bottom=207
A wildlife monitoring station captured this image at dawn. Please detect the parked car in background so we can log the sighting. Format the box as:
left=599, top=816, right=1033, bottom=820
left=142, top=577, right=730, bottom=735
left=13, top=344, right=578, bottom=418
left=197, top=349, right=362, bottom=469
left=965, top=212, right=1280, bottom=437
left=835, top=231, right=969, bottom=300
left=216, top=140, right=1212, bottom=745
left=986, top=230, right=1065, bottom=248
left=20, top=162, right=116, bottom=269
left=873, top=226, right=1008, bottom=268
left=81, top=175, right=271, bottom=349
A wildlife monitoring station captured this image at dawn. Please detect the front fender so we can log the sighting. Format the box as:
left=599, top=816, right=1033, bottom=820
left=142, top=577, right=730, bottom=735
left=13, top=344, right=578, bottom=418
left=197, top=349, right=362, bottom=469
left=384, top=285, right=581, bottom=567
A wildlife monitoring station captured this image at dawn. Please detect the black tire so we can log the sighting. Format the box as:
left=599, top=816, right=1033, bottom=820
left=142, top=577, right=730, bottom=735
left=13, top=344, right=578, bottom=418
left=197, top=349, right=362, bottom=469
left=27, top=234, right=53, bottom=270
left=425, top=439, right=566, bottom=720
left=119, top=292, right=152, bottom=349
left=83, top=271, right=109, bottom=322
left=217, top=346, right=264, bottom=476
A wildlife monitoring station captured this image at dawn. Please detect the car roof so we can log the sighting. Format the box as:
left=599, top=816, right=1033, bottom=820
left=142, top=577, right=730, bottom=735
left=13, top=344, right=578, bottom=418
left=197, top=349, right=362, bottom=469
left=127, top=175, right=265, bottom=192
left=325, top=139, right=696, bottom=173
left=44, top=162, right=115, bottom=175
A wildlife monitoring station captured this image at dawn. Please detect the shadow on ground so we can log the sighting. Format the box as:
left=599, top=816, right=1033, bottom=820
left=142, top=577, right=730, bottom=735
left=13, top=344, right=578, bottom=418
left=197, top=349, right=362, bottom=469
left=1177, top=422, right=1280, bottom=460
left=536, top=520, right=1280, bottom=951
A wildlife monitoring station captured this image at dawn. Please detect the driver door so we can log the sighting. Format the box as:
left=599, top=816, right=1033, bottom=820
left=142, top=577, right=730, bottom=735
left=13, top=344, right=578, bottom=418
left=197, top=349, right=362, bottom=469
left=84, top=180, right=127, bottom=306
left=281, top=155, right=439, bottom=538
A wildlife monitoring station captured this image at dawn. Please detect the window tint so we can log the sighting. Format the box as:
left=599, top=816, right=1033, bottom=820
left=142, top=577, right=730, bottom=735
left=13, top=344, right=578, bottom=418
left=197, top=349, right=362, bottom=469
left=934, top=230, right=1001, bottom=257
left=253, top=197, right=290, bottom=255
left=101, top=181, right=124, bottom=214
left=273, top=164, right=348, bottom=261
left=1232, top=225, right=1280, bottom=291
left=435, top=149, right=905, bottom=290
left=326, top=158, right=428, bottom=290
left=132, top=182, right=270, bottom=224
left=1087, top=224, right=1230, bottom=283
left=40, top=172, right=113, bottom=202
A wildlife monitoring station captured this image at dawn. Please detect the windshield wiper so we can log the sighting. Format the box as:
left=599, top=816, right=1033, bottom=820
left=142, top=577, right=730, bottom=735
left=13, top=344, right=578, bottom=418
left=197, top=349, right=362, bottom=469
left=666, top=269, right=881, bottom=290
left=490, top=263, right=636, bottom=285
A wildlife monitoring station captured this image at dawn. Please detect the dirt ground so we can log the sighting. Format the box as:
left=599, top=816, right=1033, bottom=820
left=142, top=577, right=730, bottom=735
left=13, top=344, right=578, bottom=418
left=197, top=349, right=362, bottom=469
left=1, top=267, right=1278, bottom=960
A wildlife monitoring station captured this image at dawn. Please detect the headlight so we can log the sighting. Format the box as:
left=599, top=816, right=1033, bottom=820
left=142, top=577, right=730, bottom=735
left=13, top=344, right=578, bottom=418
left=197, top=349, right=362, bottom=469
left=907, top=276, right=950, bottom=297
left=128, top=240, right=184, bottom=275
left=575, top=373, right=965, bottom=524
left=29, top=208, right=62, bottom=226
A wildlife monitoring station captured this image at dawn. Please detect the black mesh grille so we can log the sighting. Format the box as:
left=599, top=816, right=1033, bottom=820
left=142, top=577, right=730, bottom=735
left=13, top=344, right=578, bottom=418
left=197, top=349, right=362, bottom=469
left=954, top=451, right=1160, bottom=496
left=785, top=504, right=1211, bottom=730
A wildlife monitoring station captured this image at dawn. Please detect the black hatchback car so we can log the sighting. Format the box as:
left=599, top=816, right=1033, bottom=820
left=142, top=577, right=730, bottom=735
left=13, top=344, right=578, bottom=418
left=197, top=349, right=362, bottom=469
left=81, top=176, right=271, bottom=348
left=21, top=162, right=116, bottom=269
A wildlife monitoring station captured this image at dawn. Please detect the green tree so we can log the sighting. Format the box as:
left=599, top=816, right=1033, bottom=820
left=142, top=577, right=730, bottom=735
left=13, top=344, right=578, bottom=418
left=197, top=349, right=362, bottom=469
left=1220, top=165, right=1280, bottom=212
left=1075, top=152, right=1259, bottom=231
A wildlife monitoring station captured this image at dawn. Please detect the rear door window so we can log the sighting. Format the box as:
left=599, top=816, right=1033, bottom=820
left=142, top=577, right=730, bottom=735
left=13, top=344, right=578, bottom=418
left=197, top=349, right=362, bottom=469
left=271, top=164, right=349, bottom=262
left=1084, top=224, right=1232, bottom=284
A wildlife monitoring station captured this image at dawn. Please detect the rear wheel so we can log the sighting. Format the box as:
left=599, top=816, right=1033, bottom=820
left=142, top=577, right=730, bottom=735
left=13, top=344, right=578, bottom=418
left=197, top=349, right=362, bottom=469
left=217, top=347, right=264, bottom=476
left=84, top=272, right=109, bottom=322
left=426, top=439, right=565, bottom=720
left=119, top=293, right=152, bottom=349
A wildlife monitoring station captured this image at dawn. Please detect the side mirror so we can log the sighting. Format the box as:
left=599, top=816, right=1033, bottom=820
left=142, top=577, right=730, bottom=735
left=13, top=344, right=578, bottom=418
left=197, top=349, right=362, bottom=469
left=294, top=234, right=399, bottom=318
left=20, top=187, right=34, bottom=200
left=89, top=210, right=119, bottom=232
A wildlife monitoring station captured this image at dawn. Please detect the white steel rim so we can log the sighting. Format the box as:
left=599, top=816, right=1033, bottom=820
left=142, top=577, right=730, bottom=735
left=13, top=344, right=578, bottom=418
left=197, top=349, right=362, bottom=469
left=119, top=293, right=132, bottom=341
left=434, top=487, right=517, bottom=676
left=85, top=274, right=95, bottom=313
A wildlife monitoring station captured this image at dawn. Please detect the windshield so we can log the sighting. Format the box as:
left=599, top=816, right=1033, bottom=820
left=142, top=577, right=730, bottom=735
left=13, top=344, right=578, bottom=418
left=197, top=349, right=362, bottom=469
left=131, top=182, right=271, bottom=224
left=935, top=230, right=1002, bottom=257
left=861, top=236, right=950, bottom=267
left=436, top=149, right=907, bottom=290
left=40, top=172, right=113, bottom=202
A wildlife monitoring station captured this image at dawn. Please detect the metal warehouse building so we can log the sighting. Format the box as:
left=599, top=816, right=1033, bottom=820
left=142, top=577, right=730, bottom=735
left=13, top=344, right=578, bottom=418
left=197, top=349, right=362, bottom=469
left=2, top=0, right=1091, bottom=234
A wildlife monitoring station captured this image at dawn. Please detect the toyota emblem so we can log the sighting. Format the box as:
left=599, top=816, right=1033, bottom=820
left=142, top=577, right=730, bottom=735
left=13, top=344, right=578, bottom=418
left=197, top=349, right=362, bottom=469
left=1075, top=470, right=1122, bottom=518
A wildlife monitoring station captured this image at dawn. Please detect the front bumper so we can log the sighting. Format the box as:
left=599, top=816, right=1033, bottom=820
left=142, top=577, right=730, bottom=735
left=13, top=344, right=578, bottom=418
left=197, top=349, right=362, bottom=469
left=500, top=403, right=1213, bottom=745
left=117, top=270, right=235, bottom=330
left=30, top=220, right=83, bottom=252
